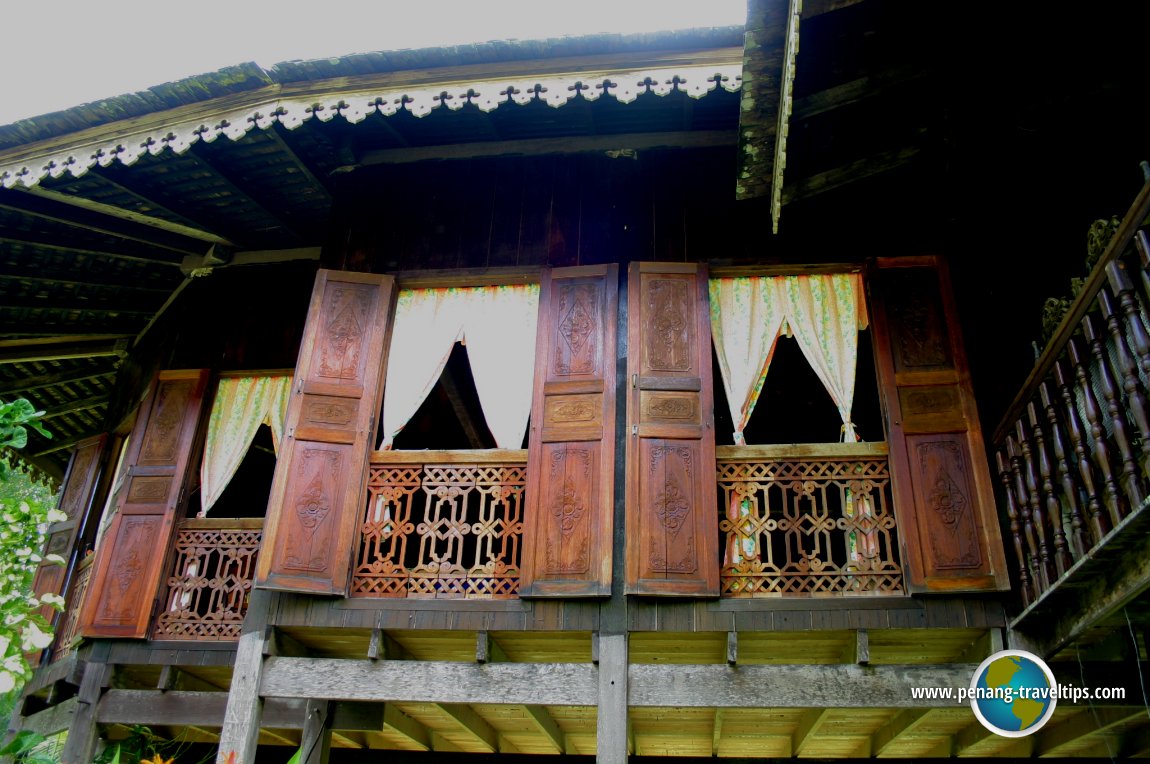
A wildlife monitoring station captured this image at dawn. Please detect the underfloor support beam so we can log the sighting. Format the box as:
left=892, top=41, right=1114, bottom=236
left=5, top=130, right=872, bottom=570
left=597, top=633, right=628, bottom=764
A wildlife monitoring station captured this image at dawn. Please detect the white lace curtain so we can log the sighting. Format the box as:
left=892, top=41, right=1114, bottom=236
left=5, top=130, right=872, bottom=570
left=379, top=284, right=540, bottom=449
left=199, top=374, right=292, bottom=515
left=709, top=272, right=869, bottom=444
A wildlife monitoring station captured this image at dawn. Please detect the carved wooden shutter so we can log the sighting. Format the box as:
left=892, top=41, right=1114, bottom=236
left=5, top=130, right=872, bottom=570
left=520, top=265, right=618, bottom=597
left=869, top=256, right=1009, bottom=592
left=256, top=270, right=395, bottom=595
left=79, top=370, right=210, bottom=638
left=625, top=262, right=719, bottom=596
left=31, top=435, right=104, bottom=626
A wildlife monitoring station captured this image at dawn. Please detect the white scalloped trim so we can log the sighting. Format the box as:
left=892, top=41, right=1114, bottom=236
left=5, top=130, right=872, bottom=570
left=0, top=64, right=741, bottom=189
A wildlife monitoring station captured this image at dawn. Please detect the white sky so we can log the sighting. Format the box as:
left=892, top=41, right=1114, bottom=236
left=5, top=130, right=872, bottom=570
left=0, top=1, right=746, bottom=127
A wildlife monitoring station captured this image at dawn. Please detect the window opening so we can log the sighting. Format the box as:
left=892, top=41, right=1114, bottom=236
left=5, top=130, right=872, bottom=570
left=713, top=332, right=882, bottom=445
left=389, top=342, right=503, bottom=450
left=193, top=424, right=276, bottom=518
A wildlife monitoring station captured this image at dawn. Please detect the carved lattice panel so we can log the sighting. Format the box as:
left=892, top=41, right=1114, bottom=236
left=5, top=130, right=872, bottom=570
left=51, top=561, right=92, bottom=660
left=153, top=522, right=262, bottom=641
left=352, top=461, right=525, bottom=599
left=717, top=453, right=904, bottom=596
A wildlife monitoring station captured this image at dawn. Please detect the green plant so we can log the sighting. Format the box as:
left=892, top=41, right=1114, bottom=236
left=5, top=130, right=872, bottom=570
left=0, top=399, right=62, bottom=698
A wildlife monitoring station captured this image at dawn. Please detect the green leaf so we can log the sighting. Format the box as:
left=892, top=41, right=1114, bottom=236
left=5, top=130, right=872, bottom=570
left=0, top=729, right=46, bottom=756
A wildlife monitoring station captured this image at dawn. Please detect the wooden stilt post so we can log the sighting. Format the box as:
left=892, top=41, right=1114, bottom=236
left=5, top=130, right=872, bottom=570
left=596, top=632, right=628, bottom=764
left=60, top=647, right=110, bottom=764
left=216, top=590, right=273, bottom=764
left=300, top=699, right=332, bottom=764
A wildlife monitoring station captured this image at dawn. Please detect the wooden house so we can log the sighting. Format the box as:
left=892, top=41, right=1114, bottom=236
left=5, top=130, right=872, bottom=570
left=3, top=1, right=1150, bottom=761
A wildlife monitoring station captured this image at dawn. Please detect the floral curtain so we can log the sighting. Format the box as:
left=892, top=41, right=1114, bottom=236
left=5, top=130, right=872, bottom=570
left=709, top=277, right=788, bottom=445
left=380, top=284, right=540, bottom=450
left=782, top=273, right=869, bottom=441
left=200, top=375, right=292, bottom=514
left=708, top=272, right=868, bottom=445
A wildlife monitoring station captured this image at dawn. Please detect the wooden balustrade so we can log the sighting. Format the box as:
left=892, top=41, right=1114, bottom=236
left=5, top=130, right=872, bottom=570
left=993, top=177, right=1150, bottom=607
left=152, top=518, right=263, bottom=641
left=352, top=450, right=526, bottom=599
left=716, top=442, right=904, bottom=597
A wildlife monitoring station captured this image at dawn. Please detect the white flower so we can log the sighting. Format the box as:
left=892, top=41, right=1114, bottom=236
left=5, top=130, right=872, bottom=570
left=0, top=671, right=15, bottom=695
left=40, top=593, right=65, bottom=610
left=46, top=509, right=68, bottom=523
left=44, top=554, right=65, bottom=565
left=21, top=621, right=53, bottom=650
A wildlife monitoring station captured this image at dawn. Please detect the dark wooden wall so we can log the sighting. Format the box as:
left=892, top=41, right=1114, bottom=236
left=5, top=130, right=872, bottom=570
left=327, top=147, right=909, bottom=273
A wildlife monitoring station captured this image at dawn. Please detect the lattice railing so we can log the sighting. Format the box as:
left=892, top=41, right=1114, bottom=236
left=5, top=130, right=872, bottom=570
left=352, top=450, right=526, bottom=599
left=153, top=518, right=262, bottom=641
left=51, top=557, right=92, bottom=661
left=717, top=443, right=904, bottom=596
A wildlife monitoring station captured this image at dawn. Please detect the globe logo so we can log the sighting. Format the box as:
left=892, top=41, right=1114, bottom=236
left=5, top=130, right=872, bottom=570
left=970, top=650, right=1058, bottom=737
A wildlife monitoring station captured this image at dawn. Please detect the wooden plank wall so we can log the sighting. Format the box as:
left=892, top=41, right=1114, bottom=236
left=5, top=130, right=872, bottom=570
left=334, top=149, right=810, bottom=273
left=270, top=594, right=1005, bottom=633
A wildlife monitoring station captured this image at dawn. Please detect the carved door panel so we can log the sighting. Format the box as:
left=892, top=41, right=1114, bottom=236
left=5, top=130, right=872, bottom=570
left=869, top=256, right=1009, bottom=592
left=79, top=371, right=210, bottom=638
left=626, top=263, right=718, bottom=596
left=31, top=435, right=105, bottom=628
left=256, top=270, right=396, bottom=595
left=520, top=265, right=618, bottom=596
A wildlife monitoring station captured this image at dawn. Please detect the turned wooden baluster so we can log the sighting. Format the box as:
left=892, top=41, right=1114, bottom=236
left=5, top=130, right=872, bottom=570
left=1007, top=435, right=1045, bottom=594
left=1015, top=419, right=1053, bottom=589
left=1028, top=401, right=1072, bottom=576
left=1082, top=314, right=1143, bottom=515
left=1067, top=337, right=1122, bottom=539
left=1039, top=380, right=1089, bottom=559
left=1106, top=260, right=1150, bottom=381
left=1099, top=288, right=1150, bottom=475
left=996, top=449, right=1033, bottom=605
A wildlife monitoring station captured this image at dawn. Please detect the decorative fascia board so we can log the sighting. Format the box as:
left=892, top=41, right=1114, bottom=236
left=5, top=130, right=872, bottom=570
left=0, top=63, right=742, bottom=190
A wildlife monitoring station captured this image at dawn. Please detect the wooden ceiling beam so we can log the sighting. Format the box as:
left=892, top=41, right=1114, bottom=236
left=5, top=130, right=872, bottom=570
left=472, top=633, right=564, bottom=755
left=870, top=709, right=931, bottom=756
left=0, top=336, right=129, bottom=365
left=711, top=709, right=724, bottom=756
left=792, top=66, right=932, bottom=122
left=436, top=703, right=498, bottom=753
left=382, top=704, right=431, bottom=751
left=1120, top=724, right=1150, bottom=757
left=14, top=185, right=234, bottom=246
left=186, top=144, right=307, bottom=243
left=792, top=709, right=830, bottom=756
left=9, top=450, right=66, bottom=483
left=802, top=0, right=866, bottom=18
left=32, top=429, right=104, bottom=457
left=0, top=268, right=172, bottom=294
left=354, top=129, right=736, bottom=167
left=268, top=123, right=336, bottom=199
left=1036, top=707, right=1146, bottom=756
left=440, top=363, right=487, bottom=449
left=91, top=163, right=258, bottom=250
left=0, top=294, right=157, bottom=316
left=0, top=232, right=185, bottom=267
left=40, top=394, right=108, bottom=420
left=782, top=145, right=922, bottom=206
left=0, top=189, right=208, bottom=257
left=522, top=704, right=565, bottom=755
left=0, top=367, right=114, bottom=397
